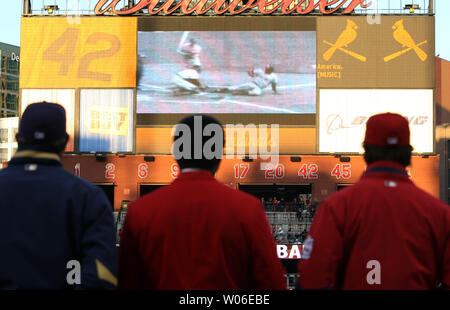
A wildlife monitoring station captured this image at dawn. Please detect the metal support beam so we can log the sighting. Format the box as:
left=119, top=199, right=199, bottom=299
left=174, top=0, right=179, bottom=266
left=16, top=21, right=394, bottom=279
left=24, top=0, right=32, bottom=14
left=429, top=0, right=434, bottom=14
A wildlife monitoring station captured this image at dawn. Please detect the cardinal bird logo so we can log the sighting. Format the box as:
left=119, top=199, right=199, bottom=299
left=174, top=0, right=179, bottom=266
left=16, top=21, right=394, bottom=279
left=384, top=19, right=428, bottom=62
left=323, top=19, right=366, bottom=62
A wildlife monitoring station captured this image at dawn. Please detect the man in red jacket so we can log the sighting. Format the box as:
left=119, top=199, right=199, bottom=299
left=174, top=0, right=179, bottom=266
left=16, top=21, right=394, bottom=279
left=298, top=112, right=450, bottom=290
left=119, top=115, right=286, bottom=290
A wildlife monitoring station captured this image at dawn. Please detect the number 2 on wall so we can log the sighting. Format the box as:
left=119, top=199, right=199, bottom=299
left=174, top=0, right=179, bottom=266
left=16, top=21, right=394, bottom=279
left=105, top=163, right=116, bottom=179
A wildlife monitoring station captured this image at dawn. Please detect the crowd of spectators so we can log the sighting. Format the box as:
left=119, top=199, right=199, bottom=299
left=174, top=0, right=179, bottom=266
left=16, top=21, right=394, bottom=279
left=273, top=226, right=310, bottom=244
left=261, top=194, right=317, bottom=222
left=258, top=194, right=318, bottom=244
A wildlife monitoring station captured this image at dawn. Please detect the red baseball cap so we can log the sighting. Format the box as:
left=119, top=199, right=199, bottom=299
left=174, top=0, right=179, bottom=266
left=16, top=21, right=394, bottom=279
left=363, top=113, right=410, bottom=147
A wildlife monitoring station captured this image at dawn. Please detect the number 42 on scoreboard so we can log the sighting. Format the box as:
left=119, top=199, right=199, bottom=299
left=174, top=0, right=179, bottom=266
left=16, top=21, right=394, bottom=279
left=42, top=28, right=121, bottom=82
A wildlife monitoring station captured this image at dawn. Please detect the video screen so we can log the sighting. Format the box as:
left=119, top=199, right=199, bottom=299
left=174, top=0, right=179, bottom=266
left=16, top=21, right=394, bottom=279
left=137, top=31, right=316, bottom=114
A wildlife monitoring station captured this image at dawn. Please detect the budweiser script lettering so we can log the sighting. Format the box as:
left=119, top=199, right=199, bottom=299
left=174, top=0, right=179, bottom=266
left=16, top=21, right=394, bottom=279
left=94, top=0, right=372, bottom=16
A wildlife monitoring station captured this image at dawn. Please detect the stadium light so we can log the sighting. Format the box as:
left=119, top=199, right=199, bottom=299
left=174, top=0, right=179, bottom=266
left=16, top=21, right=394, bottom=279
left=404, top=4, right=420, bottom=13
left=242, top=156, right=253, bottom=162
left=95, top=154, right=107, bottom=162
left=339, top=156, right=351, bottom=163
left=43, top=5, right=59, bottom=14
left=290, top=156, right=302, bottom=163
left=144, top=156, right=155, bottom=162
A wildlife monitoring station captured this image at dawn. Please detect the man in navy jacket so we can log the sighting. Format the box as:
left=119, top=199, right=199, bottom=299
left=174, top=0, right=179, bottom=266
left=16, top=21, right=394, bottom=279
left=0, top=102, right=117, bottom=289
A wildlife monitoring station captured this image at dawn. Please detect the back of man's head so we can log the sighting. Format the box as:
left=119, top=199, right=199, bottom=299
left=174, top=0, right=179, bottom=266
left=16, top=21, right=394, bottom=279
left=172, top=115, right=224, bottom=174
left=17, top=101, right=68, bottom=153
left=363, top=112, right=412, bottom=167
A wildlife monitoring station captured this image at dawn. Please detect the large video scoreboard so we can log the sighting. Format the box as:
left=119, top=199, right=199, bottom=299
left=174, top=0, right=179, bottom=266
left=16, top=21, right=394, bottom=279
left=20, top=15, right=435, bottom=153
left=18, top=13, right=439, bottom=209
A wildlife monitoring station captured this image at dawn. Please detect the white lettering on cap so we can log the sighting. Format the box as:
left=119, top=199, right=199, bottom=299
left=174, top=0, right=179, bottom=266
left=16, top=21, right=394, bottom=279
left=34, top=131, right=45, bottom=140
left=25, top=164, right=38, bottom=171
left=387, top=137, right=398, bottom=145
left=384, top=180, right=397, bottom=188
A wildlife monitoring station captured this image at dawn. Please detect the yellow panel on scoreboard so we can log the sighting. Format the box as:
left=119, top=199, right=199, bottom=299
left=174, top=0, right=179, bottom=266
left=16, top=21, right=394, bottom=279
left=20, top=17, right=137, bottom=88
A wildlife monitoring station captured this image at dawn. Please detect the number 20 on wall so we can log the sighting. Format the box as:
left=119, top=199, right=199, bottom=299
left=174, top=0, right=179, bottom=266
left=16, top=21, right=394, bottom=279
left=265, top=164, right=285, bottom=180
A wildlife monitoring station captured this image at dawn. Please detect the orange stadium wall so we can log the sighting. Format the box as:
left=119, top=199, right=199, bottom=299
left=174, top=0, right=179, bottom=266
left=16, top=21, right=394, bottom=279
left=136, top=127, right=316, bottom=154
left=61, top=155, right=440, bottom=211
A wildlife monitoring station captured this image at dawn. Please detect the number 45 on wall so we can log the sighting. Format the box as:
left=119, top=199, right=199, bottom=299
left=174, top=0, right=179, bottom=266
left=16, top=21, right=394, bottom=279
left=331, top=164, right=352, bottom=180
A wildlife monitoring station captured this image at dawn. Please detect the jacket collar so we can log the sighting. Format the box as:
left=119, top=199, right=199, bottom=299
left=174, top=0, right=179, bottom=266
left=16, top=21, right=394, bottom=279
left=8, top=150, right=62, bottom=167
left=175, top=170, right=215, bottom=182
left=362, top=160, right=410, bottom=181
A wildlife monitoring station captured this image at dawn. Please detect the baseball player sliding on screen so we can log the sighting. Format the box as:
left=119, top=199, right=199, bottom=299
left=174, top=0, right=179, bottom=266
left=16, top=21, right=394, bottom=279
left=171, top=65, right=206, bottom=96
left=222, top=65, right=278, bottom=96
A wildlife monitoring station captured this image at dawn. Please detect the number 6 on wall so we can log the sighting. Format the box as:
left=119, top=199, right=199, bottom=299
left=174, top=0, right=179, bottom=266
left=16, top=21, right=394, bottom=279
left=138, top=163, right=149, bottom=179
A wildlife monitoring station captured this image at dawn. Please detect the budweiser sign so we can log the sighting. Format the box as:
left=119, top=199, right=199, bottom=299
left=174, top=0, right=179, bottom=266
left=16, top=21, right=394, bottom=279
left=94, top=0, right=372, bottom=16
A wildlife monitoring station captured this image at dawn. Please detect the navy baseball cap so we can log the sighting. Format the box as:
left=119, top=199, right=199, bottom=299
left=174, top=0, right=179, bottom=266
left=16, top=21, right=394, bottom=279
left=18, top=101, right=68, bottom=143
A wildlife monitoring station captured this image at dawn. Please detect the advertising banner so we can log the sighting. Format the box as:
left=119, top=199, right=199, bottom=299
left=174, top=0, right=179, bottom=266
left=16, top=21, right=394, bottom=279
left=21, top=89, right=76, bottom=152
left=319, top=89, right=433, bottom=153
left=276, top=244, right=303, bottom=260
left=79, top=89, right=134, bottom=153
left=20, top=17, right=136, bottom=88
left=317, top=16, right=434, bottom=88
left=94, top=0, right=372, bottom=16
